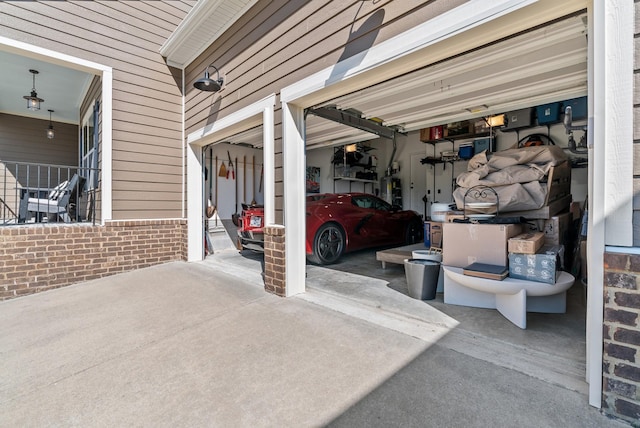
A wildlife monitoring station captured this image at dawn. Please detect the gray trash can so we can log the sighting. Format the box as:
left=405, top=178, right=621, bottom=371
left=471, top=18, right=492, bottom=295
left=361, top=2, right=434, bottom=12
left=404, top=258, right=440, bottom=300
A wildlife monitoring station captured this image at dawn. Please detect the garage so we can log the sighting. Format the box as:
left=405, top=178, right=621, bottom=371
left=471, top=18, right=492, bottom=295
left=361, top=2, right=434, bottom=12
left=204, top=12, right=588, bottom=285
left=197, top=8, right=591, bottom=388
left=178, top=0, right=634, bottom=411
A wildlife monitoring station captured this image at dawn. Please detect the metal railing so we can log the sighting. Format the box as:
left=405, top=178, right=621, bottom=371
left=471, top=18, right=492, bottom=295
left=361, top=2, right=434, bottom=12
left=0, top=161, right=100, bottom=226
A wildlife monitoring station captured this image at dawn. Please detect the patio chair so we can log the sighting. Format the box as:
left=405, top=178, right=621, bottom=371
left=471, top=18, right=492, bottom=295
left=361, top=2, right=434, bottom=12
left=26, top=174, right=81, bottom=223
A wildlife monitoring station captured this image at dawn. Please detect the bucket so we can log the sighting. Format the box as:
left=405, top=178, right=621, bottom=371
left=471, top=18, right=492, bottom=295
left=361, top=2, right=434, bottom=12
left=430, top=203, right=452, bottom=222
left=412, top=250, right=444, bottom=293
left=404, top=259, right=440, bottom=300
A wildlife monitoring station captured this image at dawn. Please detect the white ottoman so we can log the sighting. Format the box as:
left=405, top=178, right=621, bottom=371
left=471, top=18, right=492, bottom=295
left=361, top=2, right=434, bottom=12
left=442, top=265, right=575, bottom=329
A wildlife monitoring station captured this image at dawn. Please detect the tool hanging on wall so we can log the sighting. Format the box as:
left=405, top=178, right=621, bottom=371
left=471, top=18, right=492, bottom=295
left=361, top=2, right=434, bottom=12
left=214, top=155, right=219, bottom=227
left=206, top=148, right=216, bottom=219
left=251, top=155, right=257, bottom=205
left=259, top=163, right=264, bottom=192
left=218, top=159, right=227, bottom=177
left=227, top=151, right=235, bottom=179
left=243, top=155, right=246, bottom=203
left=231, top=155, right=240, bottom=227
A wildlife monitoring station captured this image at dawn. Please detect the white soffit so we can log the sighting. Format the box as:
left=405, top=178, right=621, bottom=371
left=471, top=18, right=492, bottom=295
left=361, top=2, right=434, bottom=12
left=316, top=13, right=588, bottom=133
left=160, top=0, right=259, bottom=68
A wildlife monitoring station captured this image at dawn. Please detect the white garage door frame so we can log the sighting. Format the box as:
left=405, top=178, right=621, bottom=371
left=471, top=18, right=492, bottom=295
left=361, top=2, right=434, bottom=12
left=186, top=94, right=276, bottom=262
left=281, top=0, right=633, bottom=408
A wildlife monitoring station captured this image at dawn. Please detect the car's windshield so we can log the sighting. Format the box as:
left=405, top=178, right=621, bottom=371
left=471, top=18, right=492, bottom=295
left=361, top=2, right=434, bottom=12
left=352, top=195, right=392, bottom=211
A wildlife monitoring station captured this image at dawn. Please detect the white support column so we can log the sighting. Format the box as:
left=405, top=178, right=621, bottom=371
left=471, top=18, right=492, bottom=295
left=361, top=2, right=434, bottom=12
left=187, top=143, right=204, bottom=261
left=586, top=0, right=634, bottom=408
left=281, top=101, right=306, bottom=296
left=100, top=68, right=113, bottom=222
left=602, top=1, right=634, bottom=245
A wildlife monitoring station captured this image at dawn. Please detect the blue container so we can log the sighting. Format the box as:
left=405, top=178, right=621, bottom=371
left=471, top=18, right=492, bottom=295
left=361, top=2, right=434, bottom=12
left=424, top=222, right=431, bottom=247
left=536, top=102, right=561, bottom=124
left=458, top=144, right=474, bottom=160
left=562, top=97, right=587, bottom=119
left=473, top=137, right=494, bottom=154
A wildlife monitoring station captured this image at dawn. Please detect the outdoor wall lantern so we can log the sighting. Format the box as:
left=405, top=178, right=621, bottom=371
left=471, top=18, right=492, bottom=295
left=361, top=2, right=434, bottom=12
left=193, top=64, right=224, bottom=92
left=23, top=69, right=45, bottom=111
left=46, top=109, right=55, bottom=139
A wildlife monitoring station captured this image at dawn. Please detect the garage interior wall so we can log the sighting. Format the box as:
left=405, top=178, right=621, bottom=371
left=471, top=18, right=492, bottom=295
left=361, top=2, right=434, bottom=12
left=306, top=119, right=589, bottom=217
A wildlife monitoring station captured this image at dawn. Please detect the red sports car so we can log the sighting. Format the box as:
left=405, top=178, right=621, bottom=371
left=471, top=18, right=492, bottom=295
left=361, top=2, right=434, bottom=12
left=236, top=193, right=423, bottom=265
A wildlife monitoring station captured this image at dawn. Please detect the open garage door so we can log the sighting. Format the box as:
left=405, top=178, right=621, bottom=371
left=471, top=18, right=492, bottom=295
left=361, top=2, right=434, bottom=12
left=295, top=10, right=590, bottom=399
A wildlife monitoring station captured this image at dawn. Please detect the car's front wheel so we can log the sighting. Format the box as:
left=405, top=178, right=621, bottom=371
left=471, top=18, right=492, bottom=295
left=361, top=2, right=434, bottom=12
left=308, top=222, right=345, bottom=265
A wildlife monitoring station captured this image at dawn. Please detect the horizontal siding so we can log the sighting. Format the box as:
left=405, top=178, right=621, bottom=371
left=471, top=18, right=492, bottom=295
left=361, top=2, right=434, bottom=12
left=0, top=113, right=78, bottom=167
left=0, top=1, right=195, bottom=220
left=112, top=159, right=182, bottom=177
left=634, top=0, right=640, bottom=246
left=112, top=180, right=182, bottom=193
left=185, top=0, right=467, bottom=131
left=184, top=0, right=467, bottom=224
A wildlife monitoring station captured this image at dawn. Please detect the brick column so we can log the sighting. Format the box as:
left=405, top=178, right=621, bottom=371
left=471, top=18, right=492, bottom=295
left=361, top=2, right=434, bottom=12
left=602, top=252, right=640, bottom=424
left=264, top=225, right=286, bottom=296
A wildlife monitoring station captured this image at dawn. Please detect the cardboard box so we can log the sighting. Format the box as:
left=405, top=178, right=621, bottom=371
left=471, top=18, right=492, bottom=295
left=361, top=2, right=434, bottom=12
left=443, top=222, right=523, bottom=268
left=508, top=232, right=545, bottom=254
left=508, top=245, right=564, bottom=284
left=543, top=212, right=572, bottom=245
left=424, top=221, right=443, bottom=249
left=523, top=211, right=573, bottom=246
left=445, top=211, right=465, bottom=222
left=580, top=240, right=587, bottom=281
left=570, top=201, right=582, bottom=221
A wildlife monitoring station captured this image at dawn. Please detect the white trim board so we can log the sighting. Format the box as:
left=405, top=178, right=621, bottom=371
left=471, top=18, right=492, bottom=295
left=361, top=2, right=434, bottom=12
left=281, top=0, right=585, bottom=106
left=186, top=94, right=276, bottom=261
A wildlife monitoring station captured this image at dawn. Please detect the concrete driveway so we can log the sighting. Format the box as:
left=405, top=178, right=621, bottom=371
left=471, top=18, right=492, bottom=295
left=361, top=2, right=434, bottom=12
left=0, top=260, right=626, bottom=427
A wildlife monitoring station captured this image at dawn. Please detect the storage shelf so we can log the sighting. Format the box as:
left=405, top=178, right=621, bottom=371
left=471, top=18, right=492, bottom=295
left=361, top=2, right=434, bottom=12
left=421, top=131, right=490, bottom=145
left=333, top=177, right=377, bottom=184
left=333, top=145, right=378, bottom=194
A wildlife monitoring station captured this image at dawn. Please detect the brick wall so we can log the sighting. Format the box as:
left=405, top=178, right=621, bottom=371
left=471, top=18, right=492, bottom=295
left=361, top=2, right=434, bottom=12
left=602, top=252, right=640, bottom=424
left=263, top=225, right=286, bottom=296
left=0, top=219, right=187, bottom=300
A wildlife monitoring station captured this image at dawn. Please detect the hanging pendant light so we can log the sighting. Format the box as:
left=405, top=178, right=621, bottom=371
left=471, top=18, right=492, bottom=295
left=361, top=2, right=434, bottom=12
left=46, top=109, right=55, bottom=139
left=23, top=69, right=44, bottom=111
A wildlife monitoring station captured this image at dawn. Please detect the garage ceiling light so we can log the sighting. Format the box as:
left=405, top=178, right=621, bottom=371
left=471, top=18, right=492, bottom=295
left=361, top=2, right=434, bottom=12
left=344, top=143, right=358, bottom=153
left=486, top=114, right=505, bottom=127
left=466, top=105, right=488, bottom=113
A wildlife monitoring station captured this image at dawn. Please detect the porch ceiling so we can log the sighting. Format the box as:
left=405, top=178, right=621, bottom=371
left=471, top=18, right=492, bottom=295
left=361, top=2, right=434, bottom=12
left=0, top=49, right=93, bottom=125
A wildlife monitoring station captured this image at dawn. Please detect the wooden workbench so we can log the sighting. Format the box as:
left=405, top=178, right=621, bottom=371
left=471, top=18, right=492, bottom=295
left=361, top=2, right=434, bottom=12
left=376, top=243, right=427, bottom=268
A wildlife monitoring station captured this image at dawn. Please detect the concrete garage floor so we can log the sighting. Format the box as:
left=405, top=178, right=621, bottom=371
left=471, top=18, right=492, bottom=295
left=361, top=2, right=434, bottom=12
left=208, top=244, right=589, bottom=396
